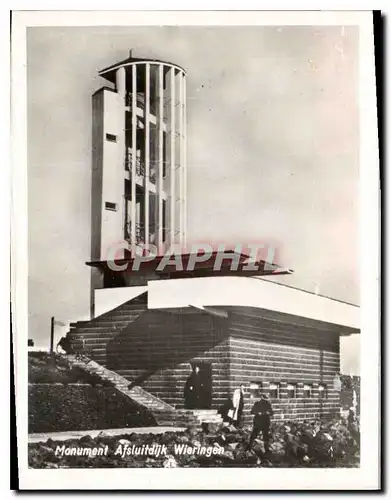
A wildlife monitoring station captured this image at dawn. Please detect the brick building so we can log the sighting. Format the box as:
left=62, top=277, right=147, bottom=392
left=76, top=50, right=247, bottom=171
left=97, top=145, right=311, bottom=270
left=68, top=52, right=359, bottom=424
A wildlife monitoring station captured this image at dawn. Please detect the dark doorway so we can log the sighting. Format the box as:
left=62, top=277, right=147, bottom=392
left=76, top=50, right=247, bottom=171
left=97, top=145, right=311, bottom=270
left=192, top=361, right=212, bottom=409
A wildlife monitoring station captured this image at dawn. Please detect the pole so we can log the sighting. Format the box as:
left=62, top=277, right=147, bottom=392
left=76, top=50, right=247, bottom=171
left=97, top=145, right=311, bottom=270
left=50, top=316, right=55, bottom=354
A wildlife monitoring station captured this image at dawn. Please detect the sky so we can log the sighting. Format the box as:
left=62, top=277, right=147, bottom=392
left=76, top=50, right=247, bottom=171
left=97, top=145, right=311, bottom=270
left=27, top=25, right=360, bottom=373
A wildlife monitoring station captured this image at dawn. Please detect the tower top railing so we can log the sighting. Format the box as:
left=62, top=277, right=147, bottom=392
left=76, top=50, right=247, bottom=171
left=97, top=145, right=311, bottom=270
left=125, top=91, right=145, bottom=109
left=125, top=91, right=159, bottom=115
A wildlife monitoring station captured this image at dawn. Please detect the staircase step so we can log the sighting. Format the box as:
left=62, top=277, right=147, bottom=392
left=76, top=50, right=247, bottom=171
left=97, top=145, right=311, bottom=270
left=72, top=324, right=133, bottom=333
left=81, top=314, right=143, bottom=322
left=177, top=410, right=218, bottom=415
left=66, top=295, right=220, bottom=425
left=77, top=311, right=144, bottom=322
left=71, top=315, right=144, bottom=329
left=68, top=298, right=146, bottom=326
left=68, top=354, right=222, bottom=427
left=101, top=311, right=145, bottom=318
left=71, top=330, right=129, bottom=337
left=71, top=311, right=144, bottom=325
left=194, top=414, right=221, bottom=419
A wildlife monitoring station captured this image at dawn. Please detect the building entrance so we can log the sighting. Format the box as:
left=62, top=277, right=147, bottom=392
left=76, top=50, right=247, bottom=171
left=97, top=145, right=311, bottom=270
left=192, top=361, right=212, bottom=409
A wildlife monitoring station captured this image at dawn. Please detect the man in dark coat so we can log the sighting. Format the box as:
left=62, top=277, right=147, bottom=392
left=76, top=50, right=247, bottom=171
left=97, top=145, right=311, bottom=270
left=184, top=365, right=203, bottom=409
left=247, top=393, right=274, bottom=452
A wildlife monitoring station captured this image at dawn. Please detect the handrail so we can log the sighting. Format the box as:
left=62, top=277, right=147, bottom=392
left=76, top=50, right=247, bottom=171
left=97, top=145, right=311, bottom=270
left=125, top=92, right=145, bottom=108
left=125, top=92, right=159, bottom=115
left=125, top=150, right=145, bottom=176
left=125, top=150, right=158, bottom=183
left=124, top=220, right=163, bottom=245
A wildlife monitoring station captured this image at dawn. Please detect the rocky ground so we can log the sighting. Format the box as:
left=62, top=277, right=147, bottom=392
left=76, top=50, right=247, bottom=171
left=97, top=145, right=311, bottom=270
left=29, top=417, right=360, bottom=468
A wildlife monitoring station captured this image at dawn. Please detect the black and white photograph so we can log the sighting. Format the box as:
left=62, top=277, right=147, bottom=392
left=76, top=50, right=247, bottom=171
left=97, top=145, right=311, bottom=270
left=11, top=8, right=380, bottom=491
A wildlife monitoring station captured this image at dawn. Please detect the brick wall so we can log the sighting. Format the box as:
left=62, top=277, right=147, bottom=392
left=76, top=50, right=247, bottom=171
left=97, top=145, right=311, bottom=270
left=102, top=309, right=230, bottom=410
left=69, top=298, right=342, bottom=422
left=226, top=308, right=341, bottom=423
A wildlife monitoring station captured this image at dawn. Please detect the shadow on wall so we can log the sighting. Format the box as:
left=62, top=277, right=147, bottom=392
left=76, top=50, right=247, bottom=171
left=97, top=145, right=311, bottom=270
left=105, top=309, right=229, bottom=386
left=228, top=309, right=341, bottom=351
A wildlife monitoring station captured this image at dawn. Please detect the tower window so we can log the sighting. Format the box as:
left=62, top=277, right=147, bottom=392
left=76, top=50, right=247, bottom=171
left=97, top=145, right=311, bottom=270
left=106, top=133, right=117, bottom=143
left=105, top=202, right=117, bottom=211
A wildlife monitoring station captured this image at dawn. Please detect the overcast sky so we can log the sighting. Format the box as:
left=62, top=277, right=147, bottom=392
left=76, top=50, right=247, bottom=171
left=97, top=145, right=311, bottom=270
left=27, top=25, right=359, bottom=373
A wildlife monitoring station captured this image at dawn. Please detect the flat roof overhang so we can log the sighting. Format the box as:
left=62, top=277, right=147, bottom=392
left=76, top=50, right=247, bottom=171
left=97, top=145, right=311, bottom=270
left=86, top=250, right=293, bottom=278
left=99, top=56, right=187, bottom=84
left=147, top=276, right=360, bottom=335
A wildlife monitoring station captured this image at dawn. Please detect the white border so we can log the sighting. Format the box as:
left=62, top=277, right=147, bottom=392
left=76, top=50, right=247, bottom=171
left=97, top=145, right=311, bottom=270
left=11, top=9, right=380, bottom=491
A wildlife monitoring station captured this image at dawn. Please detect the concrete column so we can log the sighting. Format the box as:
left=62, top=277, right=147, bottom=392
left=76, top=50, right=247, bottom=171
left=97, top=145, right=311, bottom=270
left=131, top=64, right=137, bottom=255
left=116, top=66, right=126, bottom=258
left=116, top=65, right=126, bottom=100
left=170, top=67, right=176, bottom=245
left=158, top=64, right=164, bottom=251
left=144, top=63, right=150, bottom=248
left=178, top=71, right=184, bottom=246
left=182, top=72, right=187, bottom=247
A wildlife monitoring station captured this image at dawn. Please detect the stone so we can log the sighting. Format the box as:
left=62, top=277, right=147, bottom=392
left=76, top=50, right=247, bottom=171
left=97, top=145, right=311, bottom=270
left=203, top=422, right=221, bottom=434
left=79, top=434, right=94, bottom=445
left=96, top=431, right=111, bottom=438
left=241, top=450, right=258, bottom=463
left=269, top=441, right=285, bottom=455
left=186, top=426, right=198, bottom=437
left=222, top=450, right=235, bottom=461
left=163, top=455, right=178, bottom=468
left=253, top=444, right=265, bottom=456
left=216, top=434, right=227, bottom=447
left=28, top=415, right=361, bottom=468
left=176, top=435, right=189, bottom=444
left=118, top=439, right=132, bottom=446
left=38, top=445, right=53, bottom=454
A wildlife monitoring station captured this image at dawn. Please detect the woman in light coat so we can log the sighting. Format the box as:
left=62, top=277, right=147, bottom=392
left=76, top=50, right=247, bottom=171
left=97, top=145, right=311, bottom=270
left=227, top=385, right=245, bottom=427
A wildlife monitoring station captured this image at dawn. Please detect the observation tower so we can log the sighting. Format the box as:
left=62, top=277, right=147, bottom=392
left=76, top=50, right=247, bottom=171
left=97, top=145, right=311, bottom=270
left=91, top=50, right=187, bottom=262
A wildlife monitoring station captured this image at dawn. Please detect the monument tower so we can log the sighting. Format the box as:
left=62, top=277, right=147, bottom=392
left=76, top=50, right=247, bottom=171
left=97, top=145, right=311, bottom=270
left=91, top=50, right=187, bottom=262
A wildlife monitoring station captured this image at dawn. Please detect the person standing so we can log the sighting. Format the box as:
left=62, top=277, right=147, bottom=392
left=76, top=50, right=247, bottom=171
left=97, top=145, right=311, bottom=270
left=247, top=393, right=274, bottom=453
left=227, top=384, right=245, bottom=427
left=184, top=365, right=203, bottom=409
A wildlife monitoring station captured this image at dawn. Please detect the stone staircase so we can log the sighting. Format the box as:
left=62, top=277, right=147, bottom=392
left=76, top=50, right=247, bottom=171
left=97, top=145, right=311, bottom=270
left=67, top=293, right=224, bottom=428
left=68, top=293, right=148, bottom=357
left=67, top=355, right=223, bottom=428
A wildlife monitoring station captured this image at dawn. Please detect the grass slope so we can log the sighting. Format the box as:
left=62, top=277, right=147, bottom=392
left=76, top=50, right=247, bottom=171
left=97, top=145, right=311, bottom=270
left=28, top=352, right=155, bottom=433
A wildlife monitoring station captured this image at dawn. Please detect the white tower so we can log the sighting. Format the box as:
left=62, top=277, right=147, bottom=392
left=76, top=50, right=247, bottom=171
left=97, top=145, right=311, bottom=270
left=91, top=51, right=187, bottom=262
